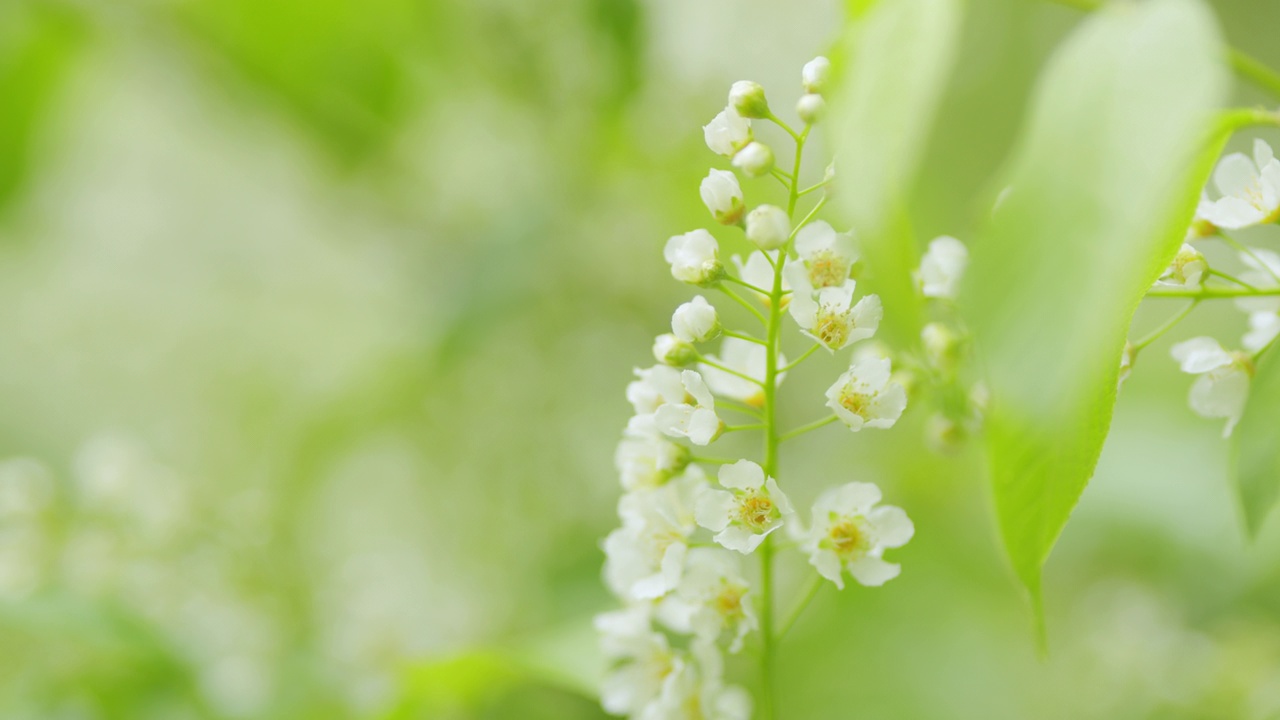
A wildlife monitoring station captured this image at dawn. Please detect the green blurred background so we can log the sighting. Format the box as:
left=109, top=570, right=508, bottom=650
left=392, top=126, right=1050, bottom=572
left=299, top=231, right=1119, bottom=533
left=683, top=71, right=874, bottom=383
left=2, top=0, right=1280, bottom=718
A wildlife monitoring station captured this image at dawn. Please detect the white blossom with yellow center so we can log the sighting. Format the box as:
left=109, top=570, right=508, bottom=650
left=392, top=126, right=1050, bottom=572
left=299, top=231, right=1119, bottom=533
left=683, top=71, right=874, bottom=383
left=698, top=337, right=785, bottom=409
left=825, top=356, right=907, bottom=431
left=657, top=548, right=757, bottom=653
left=653, top=370, right=723, bottom=446
left=1171, top=336, right=1254, bottom=437
left=797, top=482, right=914, bottom=589
left=792, top=221, right=857, bottom=289
left=784, top=272, right=881, bottom=352
left=695, top=460, right=793, bottom=554
left=604, top=469, right=706, bottom=601
left=1201, top=139, right=1280, bottom=230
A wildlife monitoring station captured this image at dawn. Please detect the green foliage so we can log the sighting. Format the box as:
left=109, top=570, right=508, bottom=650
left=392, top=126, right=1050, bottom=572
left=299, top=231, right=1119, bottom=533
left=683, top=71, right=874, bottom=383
left=1233, top=343, right=1280, bottom=538
left=829, top=0, right=962, bottom=347
left=960, top=0, right=1227, bottom=606
left=0, top=3, right=86, bottom=219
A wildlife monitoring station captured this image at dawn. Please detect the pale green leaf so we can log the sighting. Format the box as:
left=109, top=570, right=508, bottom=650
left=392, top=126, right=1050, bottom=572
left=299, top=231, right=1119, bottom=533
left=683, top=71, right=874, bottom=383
left=830, top=0, right=962, bottom=346
left=1233, top=343, right=1280, bottom=538
left=960, top=0, right=1227, bottom=601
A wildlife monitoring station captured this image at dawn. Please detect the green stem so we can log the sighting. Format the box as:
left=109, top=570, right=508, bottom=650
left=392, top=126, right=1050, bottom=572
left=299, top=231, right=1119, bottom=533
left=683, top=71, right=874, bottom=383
left=723, top=329, right=768, bottom=346
left=797, top=180, right=831, bottom=197
left=1132, top=300, right=1199, bottom=351
left=691, top=456, right=737, bottom=465
left=1230, top=48, right=1280, bottom=101
left=1208, top=268, right=1257, bottom=290
left=786, top=127, right=810, bottom=218
left=779, top=415, right=839, bottom=442
left=1219, top=232, right=1280, bottom=285
left=1146, top=286, right=1280, bottom=299
left=723, top=423, right=767, bottom=433
left=777, top=574, right=824, bottom=640
left=718, top=285, right=767, bottom=324
left=779, top=343, right=822, bottom=373
left=788, top=196, right=827, bottom=244
left=766, top=111, right=802, bottom=142
left=724, top=275, right=772, bottom=296
left=694, top=354, right=765, bottom=387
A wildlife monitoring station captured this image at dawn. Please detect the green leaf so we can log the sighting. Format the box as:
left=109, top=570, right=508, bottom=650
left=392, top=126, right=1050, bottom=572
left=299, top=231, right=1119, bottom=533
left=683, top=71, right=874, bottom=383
left=1233, top=344, right=1280, bottom=537
left=829, top=0, right=962, bottom=347
left=961, top=0, right=1227, bottom=606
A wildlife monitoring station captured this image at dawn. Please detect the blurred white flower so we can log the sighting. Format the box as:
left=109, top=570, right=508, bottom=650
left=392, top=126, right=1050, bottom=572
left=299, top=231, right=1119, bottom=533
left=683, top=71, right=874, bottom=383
left=703, top=107, right=752, bottom=157
left=604, top=470, right=705, bottom=600
left=732, top=142, right=774, bottom=178
left=1201, top=139, right=1280, bottom=229
left=665, top=229, right=725, bottom=286
left=637, top=640, right=752, bottom=720
left=654, top=370, right=723, bottom=445
left=797, top=482, right=914, bottom=589
left=918, top=235, right=968, bottom=300
left=802, top=56, right=831, bottom=94
left=793, top=221, right=857, bottom=289
left=826, top=356, right=908, bottom=431
left=1243, top=311, right=1280, bottom=353
left=784, top=272, right=881, bottom=352
left=728, top=81, right=769, bottom=119
left=672, top=295, right=721, bottom=344
left=920, top=321, right=961, bottom=371
left=597, top=612, right=680, bottom=715
left=695, top=460, right=793, bottom=554
left=698, top=337, right=784, bottom=408
left=657, top=547, right=757, bottom=653
left=1155, top=243, right=1206, bottom=288
left=700, top=170, right=745, bottom=225
left=745, top=205, right=790, bottom=251
left=616, top=421, right=690, bottom=492
left=1171, top=336, right=1252, bottom=437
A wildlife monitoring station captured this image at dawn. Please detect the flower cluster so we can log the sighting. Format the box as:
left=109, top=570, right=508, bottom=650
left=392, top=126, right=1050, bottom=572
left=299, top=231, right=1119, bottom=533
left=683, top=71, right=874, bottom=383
left=598, top=57, right=915, bottom=719
left=1120, top=138, right=1280, bottom=436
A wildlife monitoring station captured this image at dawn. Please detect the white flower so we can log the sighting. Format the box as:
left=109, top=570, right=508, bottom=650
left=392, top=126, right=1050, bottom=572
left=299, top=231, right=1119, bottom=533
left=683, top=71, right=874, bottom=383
left=1235, top=249, right=1280, bottom=314
left=604, top=469, right=705, bottom=600
left=798, top=482, right=914, bottom=589
left=918, top=235, right=968, bottom=299
left=731, top=251, right=789, bottom=306
left=793, top=221, right=857, bottom=289
left=745, top=205, right=790, bottom=250
left=703, top=107, right=752, bottom=157
left=654, top=333, right=696, bottom=366
left=656, top=548, right=757, bottom=653
left=1243, top=311, right=1280, bottom=353
left=597, top=610, right=678, bottom=715
left=728, top=81, right=769, bottom=119
left=672, top=295, right=720, bottom=343
left=633, top=640, right=751, bottom=720
left=695, top=460, right=793, bottom=554
left=665, top=230, right=725, bottom=286
left=1187, top=193, right=1216, bottom=240
left=802, top=56, right=830, bottom=94
left=784, top=271, right=882, bottom=352
left=826, top=356, right=908, bottom=431
left=796, top=93, right=825, bottom=124
left=1155, top=243, right=1206, bottom=288
left=1200, top=139, right=1280, bottom=230
left=700, top=170, right=745, bottom=225
left=1170, top=337, right=1253, bottom=437
left=698, top=337, right=785, bottom=408
left=654, top=370, right=723, bottom=445
left=627, top=365, right=691, bottom=416
left=732, top=142, right=774, bottom=178
left=616, top=420, right=691, bottom=492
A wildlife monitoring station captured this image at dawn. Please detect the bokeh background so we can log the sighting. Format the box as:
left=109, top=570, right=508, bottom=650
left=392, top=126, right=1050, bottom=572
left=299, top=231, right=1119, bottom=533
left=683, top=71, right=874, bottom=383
left=3, top=0, right=1280, bottom=718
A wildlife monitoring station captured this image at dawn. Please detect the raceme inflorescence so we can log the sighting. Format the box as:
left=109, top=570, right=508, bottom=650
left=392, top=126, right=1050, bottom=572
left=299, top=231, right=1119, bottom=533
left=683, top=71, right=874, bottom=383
left=594, top=58, right=963, bottom=720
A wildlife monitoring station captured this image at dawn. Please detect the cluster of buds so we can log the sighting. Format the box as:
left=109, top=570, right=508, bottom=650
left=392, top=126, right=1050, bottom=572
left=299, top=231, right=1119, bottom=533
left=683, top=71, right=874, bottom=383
left=1120, top=139, right=1280, bottom=437
left=598, top=57, right=914, bottom=719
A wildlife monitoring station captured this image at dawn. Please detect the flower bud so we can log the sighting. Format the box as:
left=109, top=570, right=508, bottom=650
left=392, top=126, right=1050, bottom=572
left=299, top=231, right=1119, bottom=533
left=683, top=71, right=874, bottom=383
left=672, top=295, right=721, bottom=343
left=732, top=142, right=774, bottom=178
left=1157, top=243, right=1207, bottom=288
left=925, top=413, right=966, bottom=454
left=700, top=169, right=745, bottom=225
left=729, top=81, right=770, bottom=119
left=703, top=107, right=753, bottom=157
left=802, top=56, right=831, bottom=94
left=921, top=322, right=963, bottom=371
left=653, top=333, right=696, bottom=366
left=745, top=205, right=790, bottom=251
left=796, top=93, right=825, bottom=124
left=664, top=229, right=725, bottom=286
